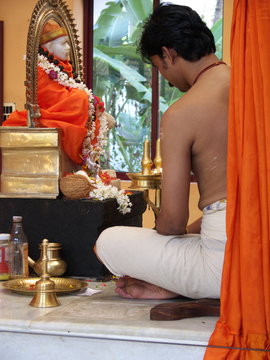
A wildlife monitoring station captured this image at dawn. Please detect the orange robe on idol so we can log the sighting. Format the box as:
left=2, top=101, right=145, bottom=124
left=3, top=58, right=89, bottom=164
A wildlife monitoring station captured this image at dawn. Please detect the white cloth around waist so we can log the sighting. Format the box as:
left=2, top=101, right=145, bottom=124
left=95, top=199, right=227, bottom=299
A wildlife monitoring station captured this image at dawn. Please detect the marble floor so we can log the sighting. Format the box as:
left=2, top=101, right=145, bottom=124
left=0, top=279, right=219, bottom=360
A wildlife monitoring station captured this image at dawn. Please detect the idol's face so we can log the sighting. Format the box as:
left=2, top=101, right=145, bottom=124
left=47, top=36, right=71, bottom=60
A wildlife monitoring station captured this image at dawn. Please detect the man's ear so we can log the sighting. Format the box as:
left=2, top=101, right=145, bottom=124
left=161, top=47, right=178, bottom=64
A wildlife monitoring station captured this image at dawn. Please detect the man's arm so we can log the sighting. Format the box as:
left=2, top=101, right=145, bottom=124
left=155, top=102, right=194, bottom=235
left=186, top=217, right=202, bottom=234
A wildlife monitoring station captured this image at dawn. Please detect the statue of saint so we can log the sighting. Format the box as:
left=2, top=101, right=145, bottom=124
left=3, top=20, right=114, bottom=170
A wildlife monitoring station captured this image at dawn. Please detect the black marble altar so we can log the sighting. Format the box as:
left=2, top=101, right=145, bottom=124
left=0, top=192, right=146, bottom=277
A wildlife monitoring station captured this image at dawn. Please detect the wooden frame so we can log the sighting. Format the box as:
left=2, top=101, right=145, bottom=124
left=83, top=0, right=94, bottom=91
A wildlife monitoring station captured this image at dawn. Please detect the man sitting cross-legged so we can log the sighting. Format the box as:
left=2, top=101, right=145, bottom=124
left=95, top=3, right=230, bottom=300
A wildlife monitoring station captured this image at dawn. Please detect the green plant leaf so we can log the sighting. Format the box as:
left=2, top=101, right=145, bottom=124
left=94, top=2, right=138, bottom=47
left=94, top=48, right=145, bottom=81
left=211, top=18, right=223, bottom=59
left=120, top=0, right=152, bottom=24
left=95, top=44, right=141, bottom=60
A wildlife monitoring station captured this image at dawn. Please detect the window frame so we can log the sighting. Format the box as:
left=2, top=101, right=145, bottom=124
left=83, top=0, right=160, bottom=179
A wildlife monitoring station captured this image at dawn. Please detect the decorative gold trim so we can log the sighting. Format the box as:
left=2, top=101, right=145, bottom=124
left=25, top=0, right=84, bottom=127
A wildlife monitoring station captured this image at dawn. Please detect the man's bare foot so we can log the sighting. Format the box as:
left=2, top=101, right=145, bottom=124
left=115, top=276, right=179, bottom=299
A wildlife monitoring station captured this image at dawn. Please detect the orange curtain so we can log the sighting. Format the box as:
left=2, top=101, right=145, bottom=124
left=204, top=0, right=270, bottom=358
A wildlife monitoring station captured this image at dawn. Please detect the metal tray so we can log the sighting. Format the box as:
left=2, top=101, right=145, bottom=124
left=1, top=277, right=88, bottom=295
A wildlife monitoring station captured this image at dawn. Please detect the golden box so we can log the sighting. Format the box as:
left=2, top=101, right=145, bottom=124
left=0, top=127, right=74, bottom=198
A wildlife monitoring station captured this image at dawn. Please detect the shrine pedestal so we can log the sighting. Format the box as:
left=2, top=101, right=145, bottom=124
left=0, top=192, right=146, bottom=277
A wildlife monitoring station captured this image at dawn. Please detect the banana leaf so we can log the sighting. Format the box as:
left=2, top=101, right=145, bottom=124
left=211, top=18, right=223, bottom=59
left=94, top=48, right=147, bottom=91
left=94, top=2, right=127, bottom=46
left=96, top=44, right=141, bottom=61
left=94, top=0, right=153, bottom=46
left=120, top=0, right=152, bottom=25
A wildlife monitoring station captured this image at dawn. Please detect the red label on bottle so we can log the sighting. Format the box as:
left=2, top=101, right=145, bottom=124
left=0, top=246, right=9, bottom=273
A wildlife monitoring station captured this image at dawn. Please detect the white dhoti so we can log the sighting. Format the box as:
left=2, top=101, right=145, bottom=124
left=95, top=200, right=227, bottom=299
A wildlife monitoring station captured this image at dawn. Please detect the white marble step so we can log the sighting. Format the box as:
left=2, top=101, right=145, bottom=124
left=0, top=280, right=218, bottom=360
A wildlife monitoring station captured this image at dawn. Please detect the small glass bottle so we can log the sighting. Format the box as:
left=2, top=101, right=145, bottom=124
left=0, top=233, right=10, bottom=280
left=8, top=216, right=29, bottom=278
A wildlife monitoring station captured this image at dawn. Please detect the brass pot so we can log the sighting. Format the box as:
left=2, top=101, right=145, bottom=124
left=28, top=242, right=67, bottom=276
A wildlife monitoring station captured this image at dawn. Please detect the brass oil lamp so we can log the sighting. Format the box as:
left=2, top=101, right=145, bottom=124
left=29, top=239, right=60, bottom=308
left=127, top=138, right=162, bottom=216
left=141, top=137, right=153, bottom=175
left=153, top=138, right=162, bottom=175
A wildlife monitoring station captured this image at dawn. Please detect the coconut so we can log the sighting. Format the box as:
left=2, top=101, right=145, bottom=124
left=60, top=174, right=95, bottom=200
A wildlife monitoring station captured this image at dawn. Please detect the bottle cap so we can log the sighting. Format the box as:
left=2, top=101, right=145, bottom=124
left=0, top=233, right=10, bottom=241
left=13, top=216, right=22, bottom=222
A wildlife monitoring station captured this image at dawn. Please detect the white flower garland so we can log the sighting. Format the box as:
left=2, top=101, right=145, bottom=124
left=75, top=171, right=132, bottom=215
left=38, top=54, right=108, bottom=160
left=90, top=182, right=132, bottom=215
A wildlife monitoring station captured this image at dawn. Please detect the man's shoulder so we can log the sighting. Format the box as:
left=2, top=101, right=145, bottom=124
left=165, top=93, right=191, bottom=115
left=161, top=95, right=198, bottom=145
left=163, top=91, right=202, bottom=124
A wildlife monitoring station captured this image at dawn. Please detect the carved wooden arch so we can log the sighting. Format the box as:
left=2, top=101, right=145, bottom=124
left=25, top=0, right=84, bottom=127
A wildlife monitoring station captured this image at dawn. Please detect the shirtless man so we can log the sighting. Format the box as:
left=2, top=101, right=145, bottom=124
left=95, top=3, right=230, bottom=300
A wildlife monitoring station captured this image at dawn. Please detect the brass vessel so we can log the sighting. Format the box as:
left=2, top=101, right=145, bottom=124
left=28, top=242, right=67, bottom=276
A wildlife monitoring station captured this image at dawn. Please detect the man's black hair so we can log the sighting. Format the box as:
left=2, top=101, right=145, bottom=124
left=138, top=3, right=216, bottom=63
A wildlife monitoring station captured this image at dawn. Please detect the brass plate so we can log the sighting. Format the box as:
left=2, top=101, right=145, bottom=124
left=1, top=277, right=88, bottom=295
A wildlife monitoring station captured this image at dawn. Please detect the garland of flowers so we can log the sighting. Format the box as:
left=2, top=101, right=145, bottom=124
left=75, top=171, right=132, bottom=215
left=90, top=182, right=132, bottom=215
left=37, top=53, right=108, bottom=171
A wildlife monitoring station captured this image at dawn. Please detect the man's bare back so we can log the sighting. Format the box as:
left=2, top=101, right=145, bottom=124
left=155, top=53, right=230, bottom=235
left=180, top=64, right=229, bottom=210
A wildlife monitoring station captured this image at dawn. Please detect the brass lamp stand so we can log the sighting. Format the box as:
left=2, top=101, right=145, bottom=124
left=127, top=138, right=162, bottom=217
left=29, top=239, right=60, bottom=308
